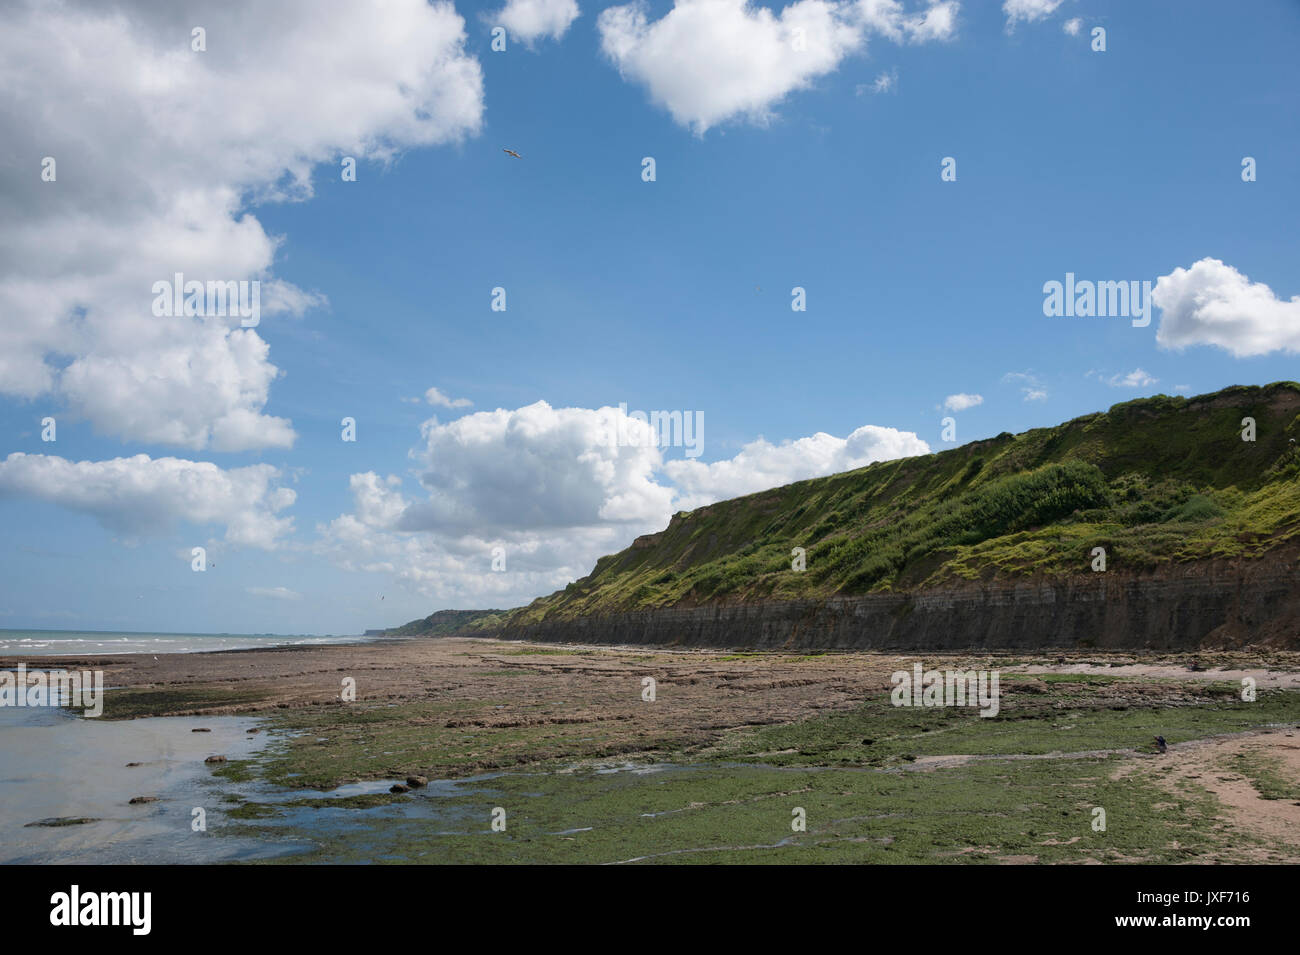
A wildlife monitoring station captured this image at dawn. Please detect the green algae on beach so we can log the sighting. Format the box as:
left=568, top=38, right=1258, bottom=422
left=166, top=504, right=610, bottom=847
left=212, top=676, right=1300, bottom=865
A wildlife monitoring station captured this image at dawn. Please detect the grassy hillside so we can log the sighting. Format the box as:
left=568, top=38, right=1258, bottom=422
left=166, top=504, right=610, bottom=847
left=385, top=609, right=506, bottom=637
left=510, top=383, right=1300, bottom=626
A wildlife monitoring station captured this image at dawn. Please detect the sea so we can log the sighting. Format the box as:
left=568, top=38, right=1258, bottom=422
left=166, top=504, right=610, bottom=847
left=0, top=628, right=373, bottom=656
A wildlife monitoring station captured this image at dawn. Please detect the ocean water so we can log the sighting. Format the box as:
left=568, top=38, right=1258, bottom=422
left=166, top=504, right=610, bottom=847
left=0, top=629, right=373, bottom=656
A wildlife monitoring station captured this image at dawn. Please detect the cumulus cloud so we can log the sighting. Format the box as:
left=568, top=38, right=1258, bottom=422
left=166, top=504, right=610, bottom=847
left=1062, top=16, right=1082, bottom=35
left=664, top=424, right=929, bottom=510
left=424, top=386, right=473, bottom=409
left=318, top=401, right=928, bottom=602
left=317, top=401, right=679, bottom=604
left=1003, top=0, right=1063, bottom=29
left=943, top=393, right=983, bottom=412
left=598, top=0, right=862, bottom=134
left=493, top=0, right=581, bottom=44
left=1153, top=258, right=1300, bottom=358
left=597, top=0, right=957, bottom=134
left=403, top=401, right=675, bottom=532
left=0, top=0, right=484, bottom=450
left=317, top=401, right=679, bottom=605
left=0, top=454, right=295, bottom=549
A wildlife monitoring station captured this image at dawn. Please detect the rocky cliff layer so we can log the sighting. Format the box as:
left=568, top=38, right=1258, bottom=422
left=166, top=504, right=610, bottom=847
left=495, top=547, right=1300, bottom=651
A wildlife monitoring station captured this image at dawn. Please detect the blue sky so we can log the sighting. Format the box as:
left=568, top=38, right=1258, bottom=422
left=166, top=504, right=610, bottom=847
left=1, top=0, right=1298, bottom=635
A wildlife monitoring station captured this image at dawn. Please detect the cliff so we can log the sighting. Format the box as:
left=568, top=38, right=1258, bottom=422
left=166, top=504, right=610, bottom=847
left=499, top=383, right=1300, bottom=650
left=497, top=545, right=1300, bottom=650
left=402, top=383, right=1300, bottom=650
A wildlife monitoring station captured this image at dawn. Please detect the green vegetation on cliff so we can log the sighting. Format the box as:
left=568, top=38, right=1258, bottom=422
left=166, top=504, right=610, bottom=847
left=510, top=383, right=1300, bottom=625
left=384, top=609, right=506, bottom=637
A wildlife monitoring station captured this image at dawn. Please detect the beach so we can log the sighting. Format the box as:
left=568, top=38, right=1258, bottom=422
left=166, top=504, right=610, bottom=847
left=4, top=637, right=1300, bottom=863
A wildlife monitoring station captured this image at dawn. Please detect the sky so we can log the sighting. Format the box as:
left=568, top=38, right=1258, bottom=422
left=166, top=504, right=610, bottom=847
left=1, top=0, right=1297, bottom=635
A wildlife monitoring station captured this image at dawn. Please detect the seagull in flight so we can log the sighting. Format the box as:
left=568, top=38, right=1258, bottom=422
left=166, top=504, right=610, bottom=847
left=503, top=148, right=522, bottom=159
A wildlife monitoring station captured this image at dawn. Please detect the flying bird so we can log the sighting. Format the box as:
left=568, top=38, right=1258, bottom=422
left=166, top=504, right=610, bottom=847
left=503, top=148, right=522, bottom=159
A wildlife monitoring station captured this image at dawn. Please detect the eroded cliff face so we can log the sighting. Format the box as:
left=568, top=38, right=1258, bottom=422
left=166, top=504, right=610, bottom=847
left=467, top=387, right=1300, bottom=651
left=496, top=548, right=1300, bottom=651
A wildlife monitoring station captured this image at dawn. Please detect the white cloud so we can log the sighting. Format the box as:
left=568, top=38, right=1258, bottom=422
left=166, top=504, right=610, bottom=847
left=664, top=424, right=929, bottom=509
left=318, top=514, right=632, bottom=608
left=1062, top=16, right=1082, bottom=35
left=404, top=401, right=675, bottom=532
left=248, top=586, right=302, bottom=601
left=853, top=0, right=959, bottom=43
left=598, top=0, right=862, bottom=135
left=493, top=0, right=581, bottom=44
left=597, top=0, right=957, bottom=134
left=1002, top=371, right=1048, bottom=402
left=1105, top=368, right=1158, bottom=388
left=858, top=68, right=899, bottom=94
left=1003, top=0, right=1063, bottom=29
left=0, top=0, right=484, bottom=450
left=1153, top=258, right=1300, bottom=358
left=943, top=392, right=983, bottom=412
left=424, top=386, right=473, bottom=409
left=316, top=400, right=677, bottom=605
left=0, top=453, right=295, bottom=549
